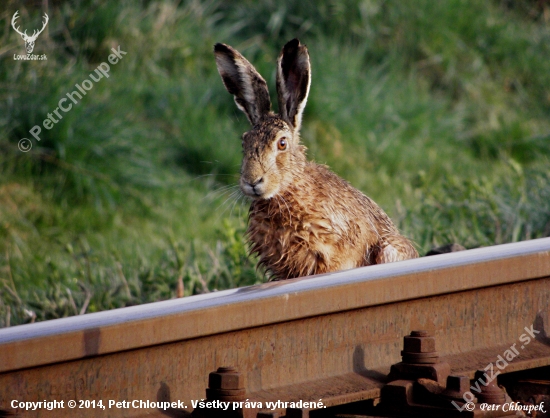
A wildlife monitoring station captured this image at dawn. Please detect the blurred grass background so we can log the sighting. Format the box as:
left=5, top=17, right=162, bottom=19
left=0, top=0, right=549, bottom=326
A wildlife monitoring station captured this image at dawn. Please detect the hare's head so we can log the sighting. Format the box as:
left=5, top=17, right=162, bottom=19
left=214, top=39, right=311, bottom=200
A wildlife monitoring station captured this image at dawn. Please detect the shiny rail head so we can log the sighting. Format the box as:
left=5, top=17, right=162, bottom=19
left=0, top=237, right=549, bottom=374
left=1, top=237, right=550, bottom=343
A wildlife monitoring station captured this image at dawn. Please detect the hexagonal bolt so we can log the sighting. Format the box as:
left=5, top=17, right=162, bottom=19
left=441, top=375, right=473, bottom=400
left=208, top=366, right=244, bottom=390
left=403, top=330, right=436, bottom=353
left=446, top=375, right=470, bottom=393
left=473, top=370, right=506, bottom=404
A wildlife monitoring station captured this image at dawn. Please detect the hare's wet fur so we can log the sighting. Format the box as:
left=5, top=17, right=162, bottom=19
left=214, top=39, right=418, bottom=280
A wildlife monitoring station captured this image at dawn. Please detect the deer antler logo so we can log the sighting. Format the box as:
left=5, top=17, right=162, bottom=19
left=12, top=10, right=49, bottom=54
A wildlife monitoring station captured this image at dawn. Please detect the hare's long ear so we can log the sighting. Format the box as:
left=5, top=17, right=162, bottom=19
left=214, top=43, right=271, bottom=126
left=276, top=39, right=311, bottom=133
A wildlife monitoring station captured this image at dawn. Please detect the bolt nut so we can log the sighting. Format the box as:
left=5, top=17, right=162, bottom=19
left=403, top=330, right=436, bottom=353
left=208, top=367, right=244, bottom=390
left=441, top=375, right=473, bottom=401
left=473, top=370, right=506, bottom=405
left=446, top=375, right=470, bottom=393
left=400, top=351, right=439, bottom=364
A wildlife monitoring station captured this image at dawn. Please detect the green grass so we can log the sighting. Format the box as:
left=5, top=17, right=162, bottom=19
left=1, top=0, right=549, bottom=327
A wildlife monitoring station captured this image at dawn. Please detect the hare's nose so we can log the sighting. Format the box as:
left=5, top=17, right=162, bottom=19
left=250, top=177, right=263, bottom=187
left=245, top=177, right=264, bottom=195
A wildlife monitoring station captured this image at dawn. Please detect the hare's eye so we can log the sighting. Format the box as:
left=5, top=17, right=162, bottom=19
left=277, top=137, right=287, bottom=151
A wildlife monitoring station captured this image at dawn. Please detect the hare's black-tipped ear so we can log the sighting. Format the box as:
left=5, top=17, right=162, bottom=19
left=214, top=43, right=271, bottom=126
left=276, top=39, right=311, bottom=133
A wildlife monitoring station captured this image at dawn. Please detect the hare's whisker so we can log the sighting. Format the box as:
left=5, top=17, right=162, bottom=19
left=212, top=189, right=242, bottom=222
left=202, top=184, right=240, bottom=201
left=228, top=190, right=244, bottom=218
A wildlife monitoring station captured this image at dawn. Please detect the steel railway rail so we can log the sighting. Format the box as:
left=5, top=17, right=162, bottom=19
left=1, top=238, right=549, bottom=417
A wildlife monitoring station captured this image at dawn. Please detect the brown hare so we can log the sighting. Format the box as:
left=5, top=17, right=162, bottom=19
left=214, top=39, right=418, bottom=280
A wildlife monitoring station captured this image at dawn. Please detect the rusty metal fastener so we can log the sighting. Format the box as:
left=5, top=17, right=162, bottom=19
left=206, top=366, right=246, bottom=401
left=209, top=366, right=244, bottom=390
left=403, top=330, right=436, bottom=353
left=401, top=330, right=439, bottom=364
left=388, top=330, right=450, bottom=384
left=441, top=375, right=475, bottom=401
left=474, top=370, right=506, bottom=405
left=401, top=352, right=439, bottom=364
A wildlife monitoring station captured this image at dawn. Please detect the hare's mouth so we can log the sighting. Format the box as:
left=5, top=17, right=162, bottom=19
left=240, top=177, right=276, bottom=200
